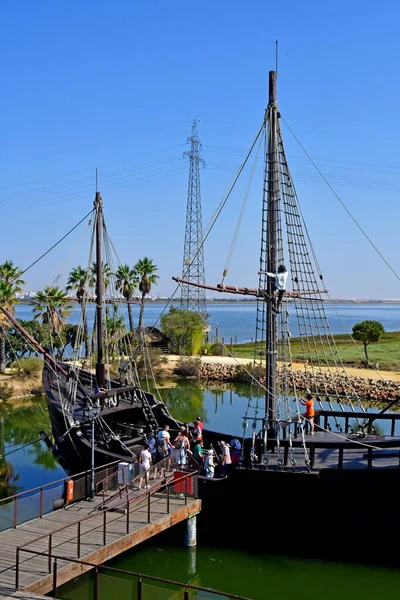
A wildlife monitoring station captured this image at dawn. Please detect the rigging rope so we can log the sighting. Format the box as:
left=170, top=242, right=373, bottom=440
left=281, top=116, right=400, bottom=285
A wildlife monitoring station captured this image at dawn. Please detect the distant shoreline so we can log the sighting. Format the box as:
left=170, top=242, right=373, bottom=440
left=16, top=298, right=400, bottom=305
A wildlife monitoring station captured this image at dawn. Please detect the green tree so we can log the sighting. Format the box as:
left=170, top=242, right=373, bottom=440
left=105, top=308, right=126, bottom=358
left=160, top=307, right=206, bottom=355
left=66, top=266, right=90, bottom=357
left=134, top=257, right=159, bottom=328
left=5, top=320, right=51, bottom=360
left=0, top=260, right=25, bottom=373
left=115, top=264, right=138, bottom=332
left=32, top=286, right=73, bottom=335
left=352, top=320, right=385, bottom=366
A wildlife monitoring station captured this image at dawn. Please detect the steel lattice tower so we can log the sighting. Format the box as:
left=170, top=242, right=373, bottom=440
left=180, top=119, right=207, bottom=314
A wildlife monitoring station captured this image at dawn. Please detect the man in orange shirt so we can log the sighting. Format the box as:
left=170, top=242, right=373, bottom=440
left=300, top=393, right=315, bottom=435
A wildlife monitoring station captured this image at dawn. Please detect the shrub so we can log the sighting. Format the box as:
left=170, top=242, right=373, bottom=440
left=209, top=343, right=224, bottom=356
left=12, top=357, right=43, bottom=378
left=231, top=363, right=253, bottom=383
left=0, top=381, right=14, bottom=401
left=174, top=357, right=202, bottom=377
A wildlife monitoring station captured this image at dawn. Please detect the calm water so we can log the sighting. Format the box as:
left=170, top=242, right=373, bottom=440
left=57, top=543, right=400, bottom=600
left=2, top=386, right=400, bottom=599
left=15, top=302, right=400, bottom=344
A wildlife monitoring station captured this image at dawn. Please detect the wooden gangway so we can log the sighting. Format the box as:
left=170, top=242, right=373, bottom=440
left=0, top=453, right=201, bottom=597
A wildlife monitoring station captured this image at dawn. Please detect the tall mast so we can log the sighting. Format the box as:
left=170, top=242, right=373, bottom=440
left=94, top=191, right=105, bottom=387
left=265, top=71, right=279, bottom=434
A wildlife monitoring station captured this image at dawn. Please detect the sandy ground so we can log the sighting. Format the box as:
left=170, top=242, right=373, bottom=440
left=166, top=355, right=400, bottom=382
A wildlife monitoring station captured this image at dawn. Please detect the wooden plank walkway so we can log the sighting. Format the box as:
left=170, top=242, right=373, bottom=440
left=0, top=479, right=200, bottom=597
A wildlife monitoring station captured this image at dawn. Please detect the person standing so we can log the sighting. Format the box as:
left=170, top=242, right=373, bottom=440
left=196, top=416, right=204, bottom=433
left=265, top=264, right=288, bottom=314
left=204, top=449, right=215, bottom=478
left=220, top=441, right=232, bottom=475
left=193, top=439, right=204, bottom=465
left=138, top=443, right=152, bottom=490
left=299, top=393, right=315, bottom=435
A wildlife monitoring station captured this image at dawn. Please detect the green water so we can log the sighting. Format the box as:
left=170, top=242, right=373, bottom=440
left=57, top=542, right=400, bottom=600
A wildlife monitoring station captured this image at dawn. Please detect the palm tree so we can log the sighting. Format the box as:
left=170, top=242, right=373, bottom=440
left=115, top=264, right=138, bottom=332
left=0, top=261, right=24, bottom=374
left=134, top=257, right=159, bottom=328
left=32, top=286, right=73, bottom=335
left=66, top=266, right=90, bottom=358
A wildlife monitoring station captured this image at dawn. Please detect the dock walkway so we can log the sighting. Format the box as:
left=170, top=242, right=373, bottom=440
left=0, top=469, right=200, bottom=597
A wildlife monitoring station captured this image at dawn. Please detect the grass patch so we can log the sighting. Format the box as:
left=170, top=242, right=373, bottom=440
left=231, top=331, right=400, bottom=371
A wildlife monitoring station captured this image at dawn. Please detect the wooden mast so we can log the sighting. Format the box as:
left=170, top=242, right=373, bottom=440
left=94, top=191, right=105, bottom=387
left=265, top=70, right=279, bottom=436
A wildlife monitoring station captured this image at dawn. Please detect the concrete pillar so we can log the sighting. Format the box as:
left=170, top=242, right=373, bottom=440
left=184, top=515, right=197, bottom=547
left=187, top=546, right=197, bottom=577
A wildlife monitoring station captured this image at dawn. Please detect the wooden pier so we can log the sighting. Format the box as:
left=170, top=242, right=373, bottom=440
left=0, top=470, right=200, bottom=597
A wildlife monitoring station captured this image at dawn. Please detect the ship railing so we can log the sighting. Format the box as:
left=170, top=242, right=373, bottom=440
left=16, top=471, right=200, bottom=592
left=15, top=548, right=253, bottom=599
left=0, top=460, right=121, bottom=533
left=98, top=446, right=201, bottom=506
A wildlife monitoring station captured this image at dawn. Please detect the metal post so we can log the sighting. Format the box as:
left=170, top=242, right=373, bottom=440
left=103, top=511, right=107, bottom=545
left=184, top=476, right=188, bottom=506
left=391, top=419, right=395, bottom=436
left=40, top=487, right=44, bottom=518
left=90, top=417, right=95, bottom=499
left=126, top=501, right=130, bottom=534
left=137, top=576, right=142, bottom=600
left=309, top=446, right=315, bottom=470
left=15, top=548, right=20, bottom=590
left=147, top=492, right=151, bottom=524
left=184, top=587, right=189, bottom=600
left=48, top=534, right=52, bottom=573
left=338, top=448, right=344, bottom=469
left=94, top=566, right=99, bottom=600
left=77, top=521, right=81, bottom=558
left=167, top=484, right=170, bottom=514
left=14, top=497, right=18, bottom=528
left=52, top=559, right=58, bottom=599
left=283, top=445, right=289, bottom=466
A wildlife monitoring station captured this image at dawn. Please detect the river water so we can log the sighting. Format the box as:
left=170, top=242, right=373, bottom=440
left=15, top=302, right=400, bottom=344
left=2, top=385, right=400, bottom=599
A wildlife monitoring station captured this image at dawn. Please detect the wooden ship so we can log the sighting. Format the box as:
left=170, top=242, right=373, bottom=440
left=174, top=69, right=400, bottom=565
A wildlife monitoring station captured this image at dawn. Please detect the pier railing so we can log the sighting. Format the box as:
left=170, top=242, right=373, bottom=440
left=0, top=460, right=120, bottom=532
left=97, top=447, right=201, bottom=504
left=16, top=471, right=199, bottom=587
left=16, top=550, right=253, bottom=599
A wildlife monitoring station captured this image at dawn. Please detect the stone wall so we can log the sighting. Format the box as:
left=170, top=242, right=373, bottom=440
left=199, top=362, right=400, bottom=401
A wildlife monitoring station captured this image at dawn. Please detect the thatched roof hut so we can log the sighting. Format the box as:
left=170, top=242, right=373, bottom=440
left=130, top=326, right=169, bottom=348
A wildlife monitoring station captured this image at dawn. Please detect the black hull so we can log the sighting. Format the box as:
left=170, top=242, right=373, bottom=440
left=198, top=466, right=400, bottom=567
left=43, top=362, right=233, bottom=475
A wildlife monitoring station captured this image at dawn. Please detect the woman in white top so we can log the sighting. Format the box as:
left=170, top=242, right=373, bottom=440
left=139, top=444, right=152, bottom=490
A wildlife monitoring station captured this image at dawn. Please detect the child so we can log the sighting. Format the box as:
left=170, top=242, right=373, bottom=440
left=266, top=264, right=288, bottom=314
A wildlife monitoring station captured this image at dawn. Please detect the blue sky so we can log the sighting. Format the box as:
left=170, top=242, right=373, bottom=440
left=1, top=0, right=400, bottom=299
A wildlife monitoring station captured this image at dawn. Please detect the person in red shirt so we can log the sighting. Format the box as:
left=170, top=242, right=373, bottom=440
left=300, top=393, right=315, bottom=435
left=196, top=416, right=204, bottom=433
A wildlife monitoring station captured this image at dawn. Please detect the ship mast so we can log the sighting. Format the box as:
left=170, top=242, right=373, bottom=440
left=94, top=191, right=105, bottom=388
left=265, top=70, right=279, bottom=436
